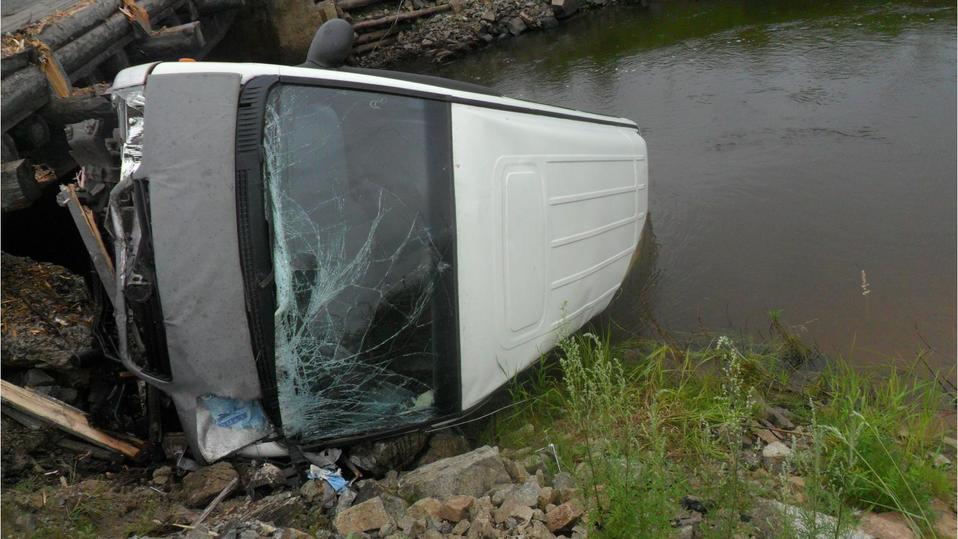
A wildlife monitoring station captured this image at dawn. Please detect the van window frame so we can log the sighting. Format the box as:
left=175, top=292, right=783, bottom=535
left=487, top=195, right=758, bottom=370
left=235, top=75, right=462, bottom=447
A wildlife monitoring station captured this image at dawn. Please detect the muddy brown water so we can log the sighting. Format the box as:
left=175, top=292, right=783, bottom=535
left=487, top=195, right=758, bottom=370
left=403, top=0, right=957, bottom=376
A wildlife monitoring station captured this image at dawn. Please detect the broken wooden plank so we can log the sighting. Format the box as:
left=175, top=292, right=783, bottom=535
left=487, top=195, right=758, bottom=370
left=0, top=379, right=143, bottom=459
left=351, top=3, right=452, bottom=31
left=57, top=438, right=125, bottom=462
left=57, top=184, right=116, bottom=305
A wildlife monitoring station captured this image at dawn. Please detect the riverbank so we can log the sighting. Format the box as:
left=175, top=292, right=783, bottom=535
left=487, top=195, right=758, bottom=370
left=1, top=255, right=955, bottom=538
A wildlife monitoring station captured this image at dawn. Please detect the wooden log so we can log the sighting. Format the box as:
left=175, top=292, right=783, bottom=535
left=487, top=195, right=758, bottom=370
left=338, top=0, right=388, bottom=11
left=1, top=50, right=31, bottom=80
left=354, top=27, right=399, bottom=45
left=1, top=0, right=184, bottom=133
left=1, top=159, right=42, bottom=212
left=32, top=1, right=124, bottom=51
left=0, top=380, right=143, bottom=459
left=40, top=94, right=113, bottom=125
left=128, top=21, right=205, bottom=60
left=353, top=36, right=396, bottom=54
left=352, top=3, right=451, bottom=31
left=193, top=0, right=244, bottom=13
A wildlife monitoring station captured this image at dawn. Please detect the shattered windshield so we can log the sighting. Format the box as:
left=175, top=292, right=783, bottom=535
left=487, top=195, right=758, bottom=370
left=262, top=84, right=457, bottom=443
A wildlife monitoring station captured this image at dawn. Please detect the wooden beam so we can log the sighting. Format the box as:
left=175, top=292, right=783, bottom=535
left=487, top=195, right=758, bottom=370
left=352, top=4, right=451, bottom=31
left=0, top=380, right=143, bottom=459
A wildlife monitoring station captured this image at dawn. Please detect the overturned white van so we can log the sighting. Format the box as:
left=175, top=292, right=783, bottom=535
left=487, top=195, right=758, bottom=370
left=86, top=28, right=648, bottom=462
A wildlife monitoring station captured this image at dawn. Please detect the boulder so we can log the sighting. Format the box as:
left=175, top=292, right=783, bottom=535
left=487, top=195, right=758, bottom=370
left=399, top=446, right=511, bottom=499
left=537, top=487, right=555, bottom=509
left=545, top=500, right=584, bottom=533
left=502, top=479, right=541, bottom=508
left=181, top=462, right=238, bottom=508
left=334, top=496, right=393, bottom=535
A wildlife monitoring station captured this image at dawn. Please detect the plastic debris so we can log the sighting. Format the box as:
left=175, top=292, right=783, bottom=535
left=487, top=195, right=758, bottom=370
left=308, top=464, right=348, bottom=492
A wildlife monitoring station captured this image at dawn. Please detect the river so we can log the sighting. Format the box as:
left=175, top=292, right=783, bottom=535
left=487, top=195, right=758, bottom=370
left=402, top=0, right=957, bottom=375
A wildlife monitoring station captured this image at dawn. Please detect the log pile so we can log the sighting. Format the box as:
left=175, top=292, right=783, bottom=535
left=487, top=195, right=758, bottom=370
left=0, top=0, right=244, bottom=213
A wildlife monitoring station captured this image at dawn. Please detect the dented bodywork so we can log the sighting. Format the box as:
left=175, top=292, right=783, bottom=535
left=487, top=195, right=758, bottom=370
left=78, top=61, right=648, bottom=462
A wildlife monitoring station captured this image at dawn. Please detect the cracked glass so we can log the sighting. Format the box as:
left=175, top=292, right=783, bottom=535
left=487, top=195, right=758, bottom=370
left=262, top=84, right=456, bottom=443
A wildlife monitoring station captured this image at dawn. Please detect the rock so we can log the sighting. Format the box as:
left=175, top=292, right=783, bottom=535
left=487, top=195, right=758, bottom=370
left=416, top=431, right=471, bottom=467
left=379, top=493, right=410, bottom=524
left=495, top=498, right=535, bottom=524
left=550, top=0, right=577, bottom=19
left=247, top=462, right=285, bottom=491
left=399, top=515, right=426, bottom=537
left=423, top=529, right=444, bottom=539
left=858, top=512, right=916, bottom=539
left=300, top=479, right=335, bottom=506
left=452, top=519, right=471, bottom=535
left=761, top=441, right=792, bottom=473
left=181, top=462, right=238, bottom=508
left=22, top=369, right=56, bottom=387
left=333, top=496, right=393, bottom=535
left=244, top=492, right=305, bottom=527
left=349, top=432, right=428, bottom=475
left=930, top=499, right=958, bottom=539
left=503, top=458, right=529, bottom=483
left=480, top=9, right=496, bottom=22
left=931, top=452, right=952, bottom=468
left=552, top=472, right=575, bottom=491
left=545, top=500, right=584, bottom=532
left=506, top=17, right=527, bottom=36
left=152, top=466, right=173, bottom=487
left=399, top=445, right=511, bottom=500
left=753, top=428, right=781, bottom=445
left=335, top=487, right=357, bottom=515
left=761, top=404, right=796, bottom=430
left=752, top=499, right=873, bottom=539
left=503, top=479, right=541, bottom=507
left=274, top=528, right=313, bottom=539
left=556, top=487, right=580, bottom=504
left=440, top=495, right=475, bottom=522
left=408, top=497, right=443, bottom=521
left=537, top=486, right=555, bottom=509
left=539, top=14, right=559, bottom=29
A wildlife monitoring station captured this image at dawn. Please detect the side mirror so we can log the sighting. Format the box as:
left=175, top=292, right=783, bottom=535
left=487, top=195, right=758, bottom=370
left=302, top=18, right=354, bottom=69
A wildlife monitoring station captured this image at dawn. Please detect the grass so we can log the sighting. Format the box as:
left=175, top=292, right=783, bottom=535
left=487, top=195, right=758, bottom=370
left=485, top=319, right=955, bottom=538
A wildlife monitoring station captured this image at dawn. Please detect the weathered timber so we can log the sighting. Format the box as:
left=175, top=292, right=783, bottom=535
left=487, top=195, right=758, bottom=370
left=193, top=0, right=245, bottom=13
left=1, top=159, right=43, bottom=212
left=40, top=94, right=113, bottom=125
left=353, top=36, right=396, bottom=54
left=0, top=379, right=144, bottom=459
left=354, top=27, right=399, bottom=45
left=338, top=0, right=389, bottom=11
left=1, top=0, right=184, bottom=132
left=1, top=50, right=31, bottom=79
left=128, top=21, right=205, bottom=60
left=352, top=3, right=452, bottom=31
left=30, top=1, right=124, bottom=51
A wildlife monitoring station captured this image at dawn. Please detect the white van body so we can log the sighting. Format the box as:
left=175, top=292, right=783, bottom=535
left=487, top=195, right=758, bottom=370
left=108, top=62, right=648, bottom=460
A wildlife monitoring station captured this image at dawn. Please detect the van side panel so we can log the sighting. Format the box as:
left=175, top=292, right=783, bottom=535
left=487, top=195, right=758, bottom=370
left=451, top=104, right=648, bottom=409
